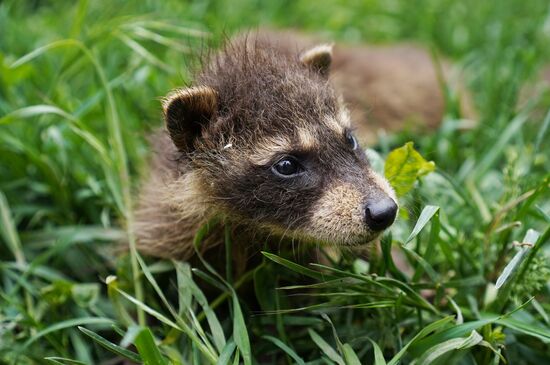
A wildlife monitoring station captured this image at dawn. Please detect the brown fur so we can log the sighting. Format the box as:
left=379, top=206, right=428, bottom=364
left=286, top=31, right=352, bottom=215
left=136, top=31, right=464, bottom=261
left=246, top=29, right=475, bottom=144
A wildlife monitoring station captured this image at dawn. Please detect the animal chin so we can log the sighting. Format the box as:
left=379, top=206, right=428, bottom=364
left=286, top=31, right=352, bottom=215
left=341, top=232, right=382, bottom=246
left=295, top=229, right=381, bottom=247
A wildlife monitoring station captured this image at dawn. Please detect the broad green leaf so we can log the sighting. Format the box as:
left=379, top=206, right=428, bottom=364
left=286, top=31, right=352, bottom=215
left=408, top=318, right=495, bottom=357
left=384, top=142, right=435, bottom=196
left=368, top=339, right=387, bottom=365
left=78, top=326, right=141, bottom=362
left=134, top=327, right=169, bottom=365
left=388, top=316, right=455, bottom=365
left=342, top=343, right=361, bottom=365
left=217, top=339, right=237, bottom=365
left=415, top=330, right=483, bottom=365
left=308, top=329, right=345, bottom=365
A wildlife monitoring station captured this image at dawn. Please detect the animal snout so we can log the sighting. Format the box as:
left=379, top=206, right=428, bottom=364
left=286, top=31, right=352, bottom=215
left=364, top=197, right=398, bottom=231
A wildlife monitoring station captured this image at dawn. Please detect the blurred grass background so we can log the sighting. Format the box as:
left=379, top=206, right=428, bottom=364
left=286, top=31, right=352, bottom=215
left=0, top=0, right=549, bottom=364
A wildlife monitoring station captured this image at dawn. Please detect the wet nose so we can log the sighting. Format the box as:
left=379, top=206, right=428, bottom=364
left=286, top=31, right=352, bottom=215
left=364, top=198, right=398, bottom=231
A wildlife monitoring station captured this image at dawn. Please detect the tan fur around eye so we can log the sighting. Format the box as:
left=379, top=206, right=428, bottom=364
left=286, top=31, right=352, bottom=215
left=296, top=128, right=318, bottom=149
left=323, top=116, right=345, bottom=135
left=248, top=136, right=294, bottom=165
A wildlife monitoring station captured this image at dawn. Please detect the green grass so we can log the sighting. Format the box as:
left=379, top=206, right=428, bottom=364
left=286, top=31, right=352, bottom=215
left=1, top=0, right=549, bottom=364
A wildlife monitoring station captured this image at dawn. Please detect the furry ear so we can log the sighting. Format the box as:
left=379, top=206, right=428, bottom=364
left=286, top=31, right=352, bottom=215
left=300, top=44, right=333, bottom=77
left=162, top=86, right=218, bottom=152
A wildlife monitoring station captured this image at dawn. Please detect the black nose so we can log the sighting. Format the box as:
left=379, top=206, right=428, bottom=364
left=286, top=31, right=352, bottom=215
left=364, top=198, right=398, bottom=231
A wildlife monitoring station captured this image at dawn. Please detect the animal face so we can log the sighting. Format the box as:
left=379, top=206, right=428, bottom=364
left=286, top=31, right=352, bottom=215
left=162, top=40, right=397, bottom=246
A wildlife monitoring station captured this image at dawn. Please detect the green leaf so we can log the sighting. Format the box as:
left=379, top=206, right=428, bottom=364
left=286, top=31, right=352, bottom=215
left=232, top=294, right=252, bottom=365
left=116, top=288, right=180, bottom=330
left=134, top=327, right=169, bottom=365
left=0, top=189, right=26, bottom=266
left=22, top=317, right=114, bottom=349
left=263, top=336, right=306, bottom=365
left=308, top=329, right=345, bottom=365
left=408, top=317, right=496, bottom=357
left=495, top=315, right=550, bottom=342
left=405, top=205, right=440, bottom=245
left=384, top=142, right=435, bottom=196
left=414, top=330, right=483, bottom=365
left=44, top=357, right=88, bottom=365
left=78, top=326, right=141, bottom=362
left=368, top=339, right=387, bottom=365
left=175, top=261, right=226, bottom=353
left=342, top=343, right=361, bottom=365
left=388, top=316, right=455, bottom=365
left=217, top=339, right=237, bottom=365
left=262, top=251, right=334, bottom=281
left=495, top=229, right=540, bottom=289
left=0, top=105, right=75, bottom=125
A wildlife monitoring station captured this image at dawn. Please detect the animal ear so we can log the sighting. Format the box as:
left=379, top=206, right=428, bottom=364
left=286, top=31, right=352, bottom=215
left=300, top=44, right=333, bottom=77
left=162, top=86, right=217, bottom=152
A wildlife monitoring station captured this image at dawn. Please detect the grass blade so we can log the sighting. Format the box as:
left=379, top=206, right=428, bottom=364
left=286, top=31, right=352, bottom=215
left=45, top=358, right=87, bottom=365
left=308, top=329, right=345, bottom=365
left=387, top=316, right=455, bottom=365
left=495, top=229, right=540, bottom=289
left=22, top=317, right=114, bottom=349
left=405, top=205, right=440, bottom=245
left=134, top=327, right=169, bottom=365
left=78, top=326, right=141, bottom=362
left=232, top=294, right=252, bottom=365
left=341, top=343, right=361, bottom=365
left=0, top=190, right=26, bottom=267
left=217, top=339, right=237, bottom=365
left=263, top=336, right=305, bottom=365
left=368, top=339, right=387, bottom=365
left=415, top=330, right=483, bottom=365
left=262, top=251, right=334, bottom=281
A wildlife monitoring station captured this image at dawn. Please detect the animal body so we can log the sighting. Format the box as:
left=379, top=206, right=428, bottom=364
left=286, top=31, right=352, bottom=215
left=134, top=31, right=458, bottom=263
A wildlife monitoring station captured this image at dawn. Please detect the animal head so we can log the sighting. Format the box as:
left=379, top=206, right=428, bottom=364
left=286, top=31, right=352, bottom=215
left=162, top=39, right=397, bottom=246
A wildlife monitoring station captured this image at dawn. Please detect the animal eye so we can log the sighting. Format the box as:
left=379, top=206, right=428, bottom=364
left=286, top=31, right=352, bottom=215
left=346, top=131, right=358, bottom=150
left=272, top=157, right=302, bottom=177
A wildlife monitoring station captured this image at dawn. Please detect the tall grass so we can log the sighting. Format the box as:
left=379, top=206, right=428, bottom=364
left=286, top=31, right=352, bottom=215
left=0, top=0, right=549, bottom=364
